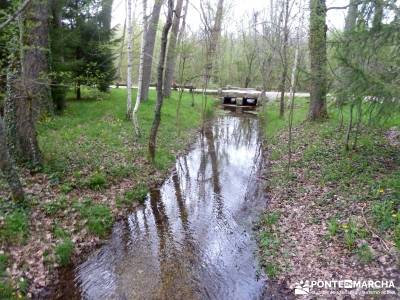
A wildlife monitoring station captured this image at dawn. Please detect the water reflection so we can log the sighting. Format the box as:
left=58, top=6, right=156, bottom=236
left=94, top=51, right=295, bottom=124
left=71, top=113, right=267, bottom=300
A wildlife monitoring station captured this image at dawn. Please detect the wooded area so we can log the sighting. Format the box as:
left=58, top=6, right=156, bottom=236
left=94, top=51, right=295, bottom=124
left=0, top=0, right=399, bottom=298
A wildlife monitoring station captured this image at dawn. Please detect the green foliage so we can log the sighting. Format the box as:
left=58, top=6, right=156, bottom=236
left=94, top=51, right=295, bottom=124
left=0, top=254, right=8, bottom=277
left=38, top=89, right=204, bottom=180
left=327, top=218, right=339, bottom=238
left=356, top=244, right=373, bottom=264
left=123, top=184, right=149, bottom=205
left=78, top=199, right=113, bottom=237
left=343, top=219, right=357, bottom=250
left=55, top=239, right=74, bottom=267
left=262, top=212, right=279, bottom=226
left=43, top=196, right=68, bottom=215
left=85, top=172, right=107, bottom=190
left=1, top=211, right=28, bottom=245
left=372, top=200, right=394, bottom=232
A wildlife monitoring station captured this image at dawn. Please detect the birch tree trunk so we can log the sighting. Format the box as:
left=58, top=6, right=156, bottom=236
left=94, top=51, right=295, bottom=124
left=149, top=0, right=174, bottom=162
left=139, top=0, right=163, bottom=102
left=163, top=0, right=184, bottom=98
left=309, top=0, right=328, bottom=120
left=126, top=0, right=133, bottom=119
left=134, top=0, right=148, bottom=114
left=0, top=118, right=25, bottom=203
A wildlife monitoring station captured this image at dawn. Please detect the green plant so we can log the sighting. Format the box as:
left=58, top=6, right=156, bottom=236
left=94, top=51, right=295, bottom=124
left=123, top=184, right=149, bottom=204
left=55, top=239, right=74, bottom=266
left=262, top=212, right=280, bottom=226
left=372, top=200, right=394, bottom=231
left=43, top=196, right=68, bottom=215
left=0, top=254, right=8, bottom=276
left=327, top=217, right=339, bottom=238
left=264, top=262, right=279, bottom=279
left=79, top=201, right=113, bottom=237
left=343, top=219, right=357, bottom=250
left=1, top=211, right=28, bottom=245
left=356, top=244, right=373, bottom=264
left=60, top=183, right=73, bottom=194
left=86, top=172, right=107, bottom=190
left=53, top=225, right=69, bottom=239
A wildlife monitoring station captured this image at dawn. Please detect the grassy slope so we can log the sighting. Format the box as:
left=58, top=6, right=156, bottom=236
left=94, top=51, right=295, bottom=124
left=259, top=97, right=400, bottom=285
left=0, top=88, right=212, bottom=298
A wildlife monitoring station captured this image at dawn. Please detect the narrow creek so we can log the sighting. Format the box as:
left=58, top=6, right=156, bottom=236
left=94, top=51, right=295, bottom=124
left=58, top=109, right=269, bottom=299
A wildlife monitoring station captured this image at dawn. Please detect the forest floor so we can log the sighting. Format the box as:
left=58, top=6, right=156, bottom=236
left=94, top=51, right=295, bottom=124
left=0, top=88, right=212, bottom=299
left=258, top=98, right=400, bottom=298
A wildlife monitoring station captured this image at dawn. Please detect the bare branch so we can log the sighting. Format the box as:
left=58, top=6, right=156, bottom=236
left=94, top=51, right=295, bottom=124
left=0, top=0, right=32, bottom=31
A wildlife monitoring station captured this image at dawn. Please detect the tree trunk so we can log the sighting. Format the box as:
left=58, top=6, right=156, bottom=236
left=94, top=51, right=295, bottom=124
left=139, top=0, right=163, bottom=102
left=0, top=118, right=25, bottom=203
left=5, top=57, right=42, bottom=167
left=207, top=0, right=224, bottom=83
left=116, top=0, right=127, bottom=81
left=22, top=0, right=53, bottom=120
left=309, top=0, right=328, bottom=120
left=163, top=0, right=184, bottom=98
left=126, top=0, right=133, bottom=120
left=148, top=0, right=174, bottom=162
left=134, top=0, right=148, bottom=114
left=279, top=0, right=289, bottom=118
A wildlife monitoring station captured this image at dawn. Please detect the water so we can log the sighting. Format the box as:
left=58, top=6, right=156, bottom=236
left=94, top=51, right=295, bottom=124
left=58, top=111, right=269, bottom=300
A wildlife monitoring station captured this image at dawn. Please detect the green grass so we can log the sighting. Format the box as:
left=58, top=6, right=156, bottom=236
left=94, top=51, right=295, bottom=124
left=38, top=88, right=209, bottom=181
left=76, top=199, right=113, bottom=237
left=1, top=211, right=28, bottom=245
left=123, top=183, right=148, bottom=204
left=261, top=97, right=309, bottom=140
left=55, top=239, right=74, bottom=267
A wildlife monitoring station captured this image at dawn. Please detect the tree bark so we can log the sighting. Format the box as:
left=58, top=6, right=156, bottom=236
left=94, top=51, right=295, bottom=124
left=207, top=0, right=224, bottom=83
left=0, top=118, right=25, bottom=202
left=279, top=0, right=289, bottom=118
left=126, top=0, right=133, bottom=119
left=139, top=0, right=163, bottom=102
left=148, top=0, right=174, bottom=162
left=5, top=57, right=42, bottom=167
left=309, top=0, right=328, bottom=120
left=22, top=0, right=53, bottom=120
left=163, top=0, right=184, bottom=98
left=134, top=0, right=148, bottom=114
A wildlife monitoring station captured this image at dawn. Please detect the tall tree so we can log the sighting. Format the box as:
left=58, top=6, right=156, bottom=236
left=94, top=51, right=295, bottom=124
left=138, top=0, right=163, bottom=102
left=22, top=0, right=53, bottom=120
left=126, top=0, right=133, bottom=119
left=308, top=0, right=328, bottom=120
left=149, top=0, right=174, bottom=162
left=279, top=0, right=290, bottom=118
left=163, top=0, right=184, bottom=97
left=134, top=0, right=148, bottom=115
left=0, top=117, right=25, bottom=202
left=4, top=0, right=52, bottom=167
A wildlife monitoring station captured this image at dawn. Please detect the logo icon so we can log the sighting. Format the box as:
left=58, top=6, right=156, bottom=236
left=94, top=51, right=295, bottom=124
left=294, top=280, right=310, bottom=295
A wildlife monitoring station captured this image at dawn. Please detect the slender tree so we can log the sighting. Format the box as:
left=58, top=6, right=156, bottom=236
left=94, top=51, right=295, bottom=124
left=163, top=0, right=184, bottom=97
left=139, top=0, right=163, bottom=102
left=134, top=0, right=148, bottom=115
left=149, top=0, right=174, bottom=162
left=126, top=0, right=133, bottom=119
left=279, top=0, right=290, bottom=118
left=308, top=0, right=328, bottom=120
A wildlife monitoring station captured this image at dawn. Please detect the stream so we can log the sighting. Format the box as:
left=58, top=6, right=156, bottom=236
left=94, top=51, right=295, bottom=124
left=57, top=109, right=270, bottom=299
